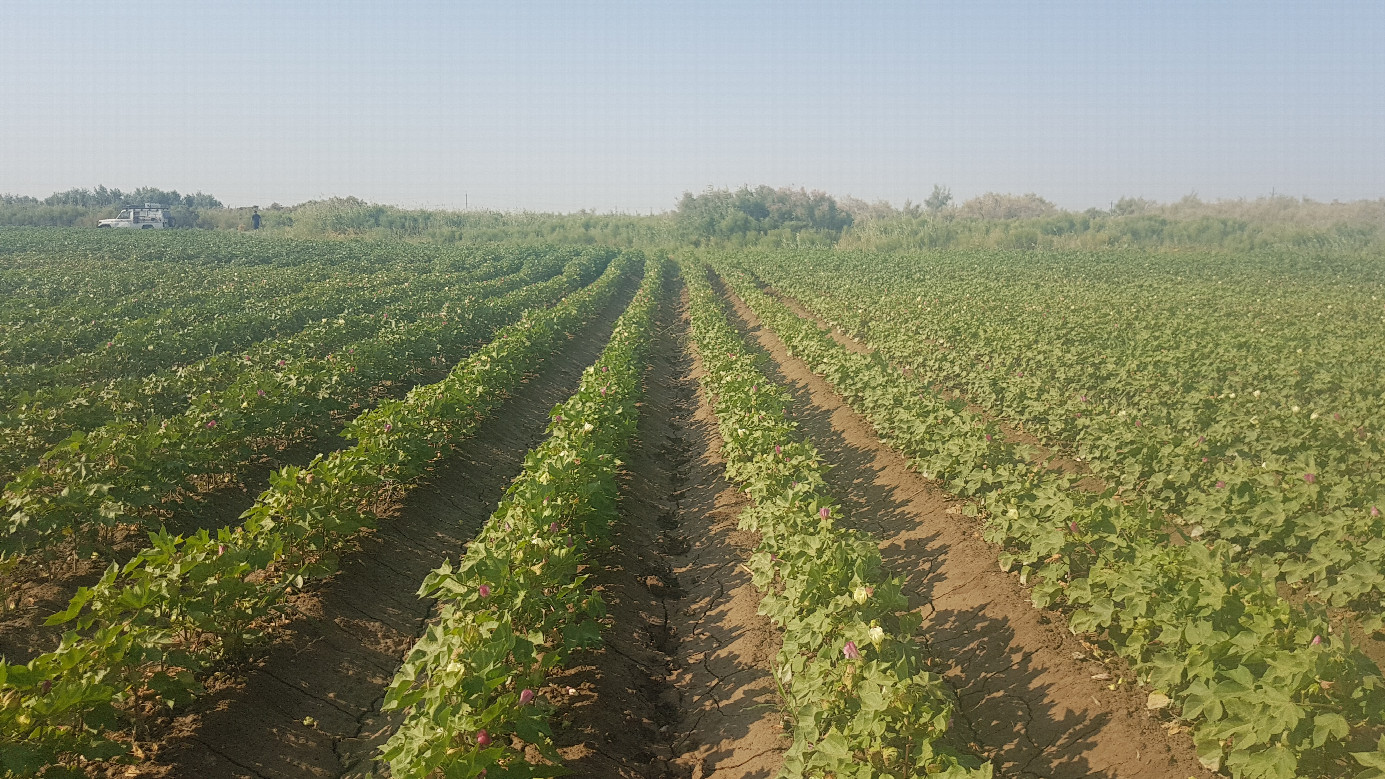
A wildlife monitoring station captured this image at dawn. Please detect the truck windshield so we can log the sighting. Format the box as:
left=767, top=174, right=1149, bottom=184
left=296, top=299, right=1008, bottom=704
left=118, top=210, right=131, bottom=219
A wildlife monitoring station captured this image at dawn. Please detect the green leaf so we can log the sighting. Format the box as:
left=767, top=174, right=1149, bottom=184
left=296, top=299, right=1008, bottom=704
left=1312, top=712, right=1348, bottom=748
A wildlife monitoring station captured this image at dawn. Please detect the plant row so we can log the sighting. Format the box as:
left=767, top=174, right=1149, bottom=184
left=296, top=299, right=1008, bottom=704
left=738, top=249, right=1385, bottom=618
left=714, top=263, right=1385, bottom=778
left=0, top=250, right=611, bottom=558
left=0, top=247, right=572, bottom=484
left=0, top=252, right=643, bottom=778
left=1, top=261, right=497, bottom=394
left=376, top=257, right=664, bottom=779
left=683, top=262, right=990, bottom=779
left=0, top=231, right=530, bottom=387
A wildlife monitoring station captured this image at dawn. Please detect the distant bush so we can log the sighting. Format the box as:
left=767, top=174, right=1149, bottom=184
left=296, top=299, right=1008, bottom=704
left=674, top=185, right=852, bottom=244
left=0, top=186, right=224, bottom=228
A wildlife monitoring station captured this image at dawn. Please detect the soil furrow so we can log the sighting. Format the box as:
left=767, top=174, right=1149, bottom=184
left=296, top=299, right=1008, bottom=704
left=712, top=272, right=1213, bottom=779
left=551, top=278, right=786, bottom=779
left=115, top=280, right=639, bottom=779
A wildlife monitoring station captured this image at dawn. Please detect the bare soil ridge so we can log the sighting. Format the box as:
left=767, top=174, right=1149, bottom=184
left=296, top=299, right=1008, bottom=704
left=550, top=277, right=786, bottom=779
left=712, top=271, right=1213, bottom=779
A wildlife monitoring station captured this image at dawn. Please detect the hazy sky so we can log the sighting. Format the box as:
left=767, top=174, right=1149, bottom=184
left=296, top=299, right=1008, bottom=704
left=2, top=0, right=1382, bottom=212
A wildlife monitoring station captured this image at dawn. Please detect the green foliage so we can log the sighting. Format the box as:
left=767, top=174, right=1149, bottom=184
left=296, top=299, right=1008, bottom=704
left=378, top=257, right=664, bottom=778
left=674, top=186, right=853, bottom=245
left=713, top=252, right=1385, bottom=778
left=0, top=250, right=643, bottom=776
left=1, top=242, right=617, bottom=555
left=741, top=247, right=1385, bottom=615
left=0, top=188, right=222, bottom=228
left=276, top=198, right=676, bottom=247
left=681, top=260, right=989, bottom=779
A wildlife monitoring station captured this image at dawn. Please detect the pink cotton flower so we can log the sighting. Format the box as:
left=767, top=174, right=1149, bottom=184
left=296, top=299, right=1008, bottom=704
left=1311, top=635, right=1323, bottom=646
left=478, top=584, right=491, bottom=598
left=774, top=445, right=782, bottom=455
left=819, top=507, right=831, bottom=519
left=475, top=729, right=491, bottom=747
left=217, top=544, right=226, bottom=556
left=207, top=420, right=217, bottom=428
left=842, top=641, right=861, bottom=660
left=1216, top=480, right=1226, bottom=489
left=257, top=389, right=265, bottom=397
left=519, top=688, right=535, bottom=705
left=1372, top=506, right=1381, bottom=518
left=1304, top=473, right=1316, bottom=484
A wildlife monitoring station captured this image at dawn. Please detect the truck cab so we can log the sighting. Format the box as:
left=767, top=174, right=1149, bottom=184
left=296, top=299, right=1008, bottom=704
left=98, top=204, right=174, bottom=229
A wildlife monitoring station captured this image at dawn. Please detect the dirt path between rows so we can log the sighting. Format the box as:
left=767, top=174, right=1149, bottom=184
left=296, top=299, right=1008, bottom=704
left=116, top=281, right=639, bottom=779
left=550, top=276, right=786, bottom=778
left=713, top=273, right=1212, bottom=779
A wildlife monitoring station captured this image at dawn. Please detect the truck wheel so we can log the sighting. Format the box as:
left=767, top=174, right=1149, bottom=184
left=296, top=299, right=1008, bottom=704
left=141, top=225, right=153, bottom=229
left=97, top=224, right=111, bottom=228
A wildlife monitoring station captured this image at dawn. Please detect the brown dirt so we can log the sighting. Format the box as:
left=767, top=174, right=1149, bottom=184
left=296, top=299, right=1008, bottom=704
left=716, top=273, right=1213, bottom=779
left=550, top=277, right=786, bottom=779
left=107, top=282, right=639, bottom=779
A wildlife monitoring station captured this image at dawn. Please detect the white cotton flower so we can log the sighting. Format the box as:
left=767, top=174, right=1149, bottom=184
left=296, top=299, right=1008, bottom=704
left=853, top=586, right=871, bottom=605
left=868, top=626, right=886, bottom=647
left=583, top=422, right=594, bottom=433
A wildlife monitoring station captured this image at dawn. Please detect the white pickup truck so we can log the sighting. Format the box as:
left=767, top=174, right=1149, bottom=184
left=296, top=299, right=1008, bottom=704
left=97, top=204, right=173, bottom=229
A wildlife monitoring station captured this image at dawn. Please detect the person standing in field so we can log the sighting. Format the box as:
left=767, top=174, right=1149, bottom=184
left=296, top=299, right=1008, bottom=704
left=251, top=207, right=262, bottom=230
